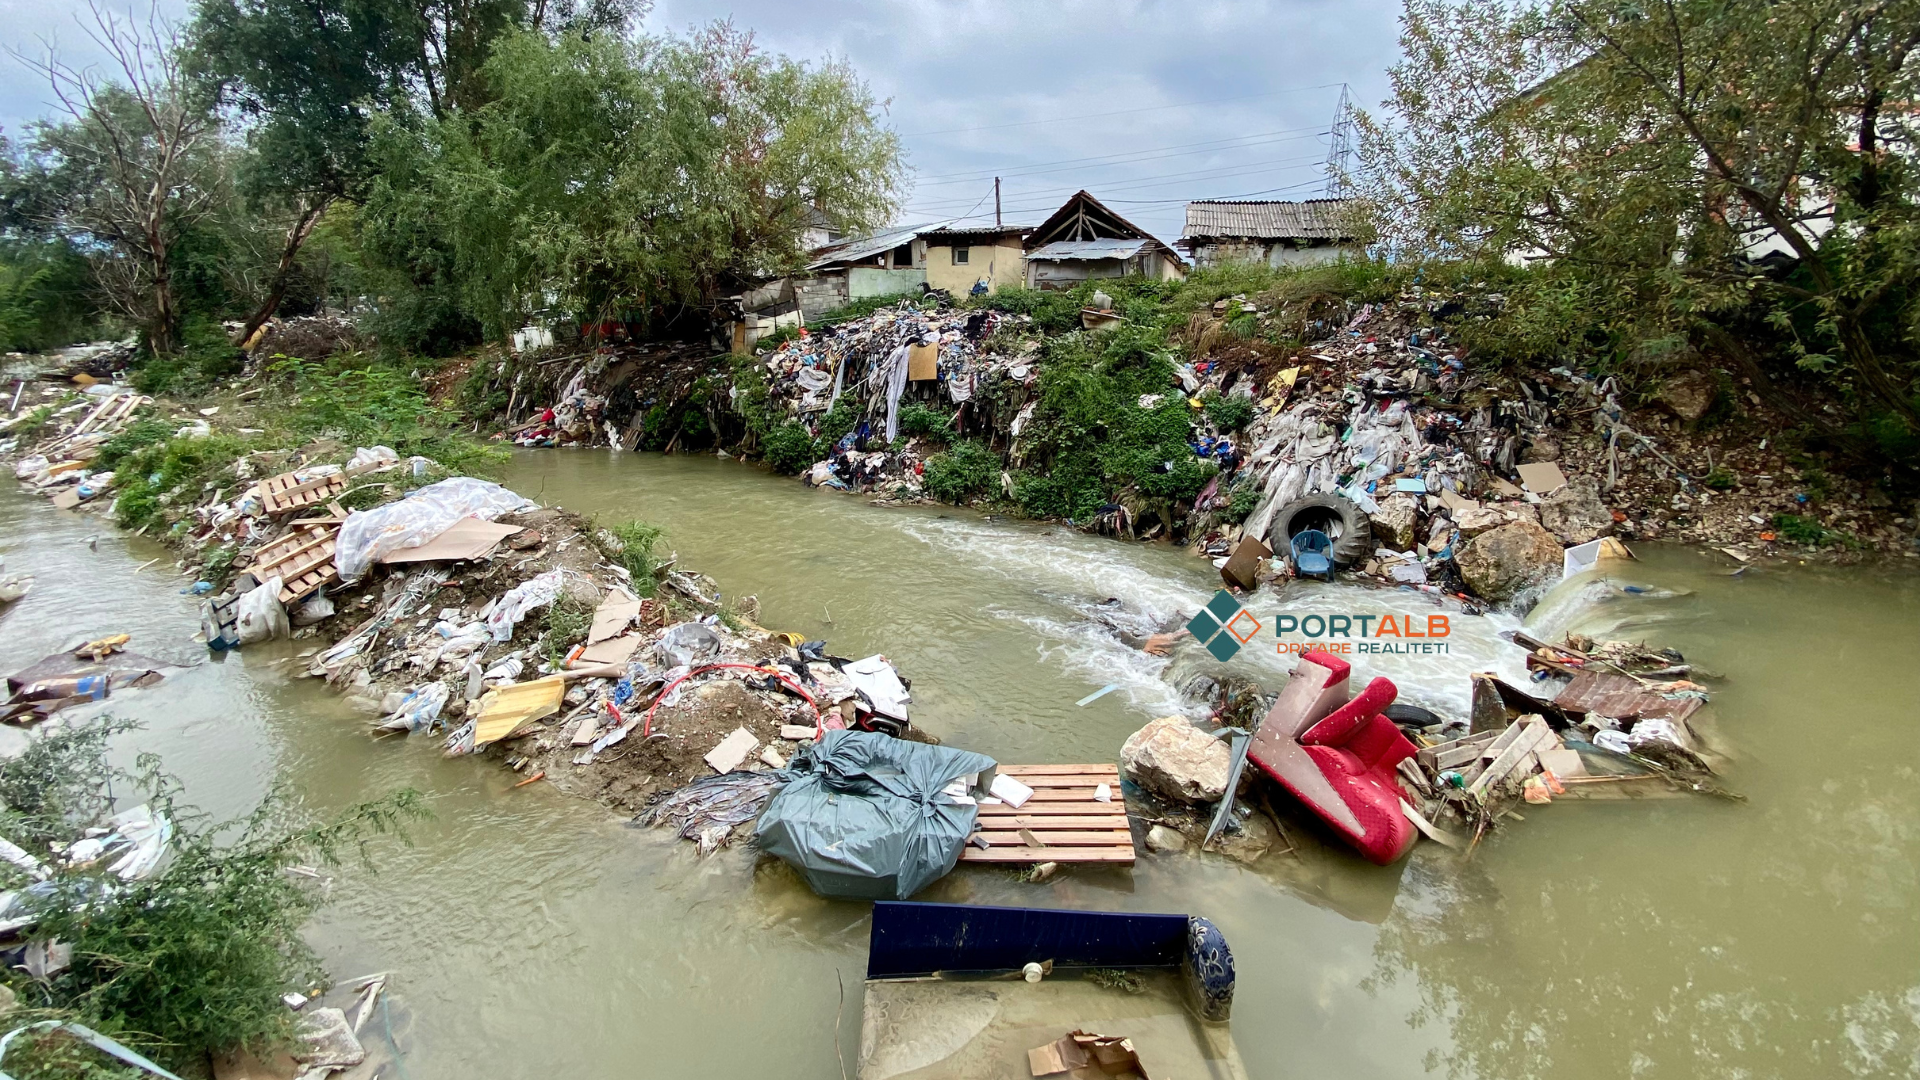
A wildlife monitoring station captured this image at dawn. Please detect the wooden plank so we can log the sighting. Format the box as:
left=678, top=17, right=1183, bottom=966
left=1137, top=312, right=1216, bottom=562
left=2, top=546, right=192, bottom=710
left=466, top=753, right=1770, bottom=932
left=1000, top=774, right=1117, bottom=789
left=1015, top=788, right=1121, bottom=802
left=976, top=802, right=1127, bottom=815
left=1417, top=731, right=1497, bottom=771
left=971, top=815, right=1128, bottom=829
left=972, top=830, right=1131, bottom=846
left=960, top=848, right=1135, bottom=865
left=1466, top=717, right=1556, bottom=798
left=997, top=764, right=1118, bottom=776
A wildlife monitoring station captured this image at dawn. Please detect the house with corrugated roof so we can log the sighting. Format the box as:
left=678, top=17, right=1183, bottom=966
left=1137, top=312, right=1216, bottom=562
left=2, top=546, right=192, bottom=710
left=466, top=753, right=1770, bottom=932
left=1179, top=198, right=1364, bottom=268
left=1023, top=191, right=1186, bottom=290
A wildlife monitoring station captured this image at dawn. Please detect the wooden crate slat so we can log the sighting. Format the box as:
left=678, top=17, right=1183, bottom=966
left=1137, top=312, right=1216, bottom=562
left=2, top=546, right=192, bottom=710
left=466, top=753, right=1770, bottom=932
left=972, top=815, right=1128, bottom=829
left=1003, top=775, right=1118, bottom=789
left=961, top=848, right=1135, bottom=865
left=997, top=764, right=1119, bottom=776
left=972, top=830, right=1132, bottom=846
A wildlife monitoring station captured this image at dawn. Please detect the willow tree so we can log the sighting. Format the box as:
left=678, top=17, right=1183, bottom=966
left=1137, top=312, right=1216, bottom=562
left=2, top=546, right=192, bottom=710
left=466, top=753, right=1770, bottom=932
left=358, top=23, right=905, bottom=338
left=1359, top=0, right=1920, bottom=456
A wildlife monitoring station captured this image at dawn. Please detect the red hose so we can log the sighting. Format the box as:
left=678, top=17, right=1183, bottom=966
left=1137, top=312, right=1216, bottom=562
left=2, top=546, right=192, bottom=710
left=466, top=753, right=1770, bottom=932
left=641, top=662, right=821, bottom=738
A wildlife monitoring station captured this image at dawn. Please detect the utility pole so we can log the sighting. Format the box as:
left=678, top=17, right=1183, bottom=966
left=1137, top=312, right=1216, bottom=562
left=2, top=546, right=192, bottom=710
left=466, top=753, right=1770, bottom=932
left=995, top=177, right=1002, bottom=227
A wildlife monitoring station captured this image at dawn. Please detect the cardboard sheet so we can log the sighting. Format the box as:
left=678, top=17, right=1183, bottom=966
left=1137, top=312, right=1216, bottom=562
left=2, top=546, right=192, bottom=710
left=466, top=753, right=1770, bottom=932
left=472, top=677, right=565, bottom=745
left=907, top=342, right=939, bottom=381
left=577, top=634, right=642, bottom=665
left=380, top=518, right=523, bottom=564
left=586, top=596, right=643, bottom=643
left=1515, top=461, right=1568, bottom=495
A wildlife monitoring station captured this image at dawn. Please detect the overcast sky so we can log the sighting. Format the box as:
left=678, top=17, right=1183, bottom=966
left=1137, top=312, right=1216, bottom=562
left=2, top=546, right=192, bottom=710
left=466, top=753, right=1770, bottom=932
left=0, top=0, right=1405, bottom=244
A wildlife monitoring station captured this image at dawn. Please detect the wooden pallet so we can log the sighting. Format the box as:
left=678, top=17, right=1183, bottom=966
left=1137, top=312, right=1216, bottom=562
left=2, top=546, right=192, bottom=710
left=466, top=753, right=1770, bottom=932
left=247, top=523, right=340, bottom=604
left=961, top=764, right=1135, bottom=866
left=258, top=469, right=347, bottom=516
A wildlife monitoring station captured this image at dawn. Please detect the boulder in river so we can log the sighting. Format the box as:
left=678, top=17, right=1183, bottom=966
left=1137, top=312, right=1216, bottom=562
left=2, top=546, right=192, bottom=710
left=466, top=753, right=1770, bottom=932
left=1369, top=494, right=1419, bottom=551
left=1454, top=520, right=1564, bottom=601
left=1121, top=716, right=1233, bottom=803
left=1539, top=478, right=1615, bottom=545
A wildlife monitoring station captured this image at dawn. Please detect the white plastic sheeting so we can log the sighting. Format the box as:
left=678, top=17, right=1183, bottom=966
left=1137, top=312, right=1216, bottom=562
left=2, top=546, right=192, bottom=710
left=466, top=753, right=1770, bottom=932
left=484, top=568, right=564, bottom=641
left=334, top=477, right=534, bottom=581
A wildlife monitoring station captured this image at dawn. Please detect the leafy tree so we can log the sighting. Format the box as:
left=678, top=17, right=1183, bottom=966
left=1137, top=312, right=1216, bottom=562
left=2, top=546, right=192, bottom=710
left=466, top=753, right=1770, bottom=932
left=187, top=0, right=643, bottom=343
left=15, top=5, right=229, bottom=355
left=359, top=23, right=903, bottom=338
left=1359, top=0, right=1920, bottom=458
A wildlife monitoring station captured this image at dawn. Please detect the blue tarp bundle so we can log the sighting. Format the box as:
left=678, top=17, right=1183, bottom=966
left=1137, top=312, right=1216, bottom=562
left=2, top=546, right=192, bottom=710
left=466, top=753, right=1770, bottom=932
left=754, top=730, right=995, bottom=900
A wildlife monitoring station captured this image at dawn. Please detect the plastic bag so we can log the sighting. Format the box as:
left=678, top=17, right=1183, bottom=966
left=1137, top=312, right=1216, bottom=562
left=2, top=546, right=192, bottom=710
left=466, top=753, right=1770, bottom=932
left=344, top=445, right=399, bottom=475
left=378, top=682, right=450, bottom=734
left=484, top=569, right=564, bottom=641
left=235, top=576, right=289, bottom=645
left=754, top=731, right=996, bottom=899
left=292, top=591, right=335, bottom=626
left=334, top=477, right=534, bottom=581
left=656, top=622, right=721, bottom=667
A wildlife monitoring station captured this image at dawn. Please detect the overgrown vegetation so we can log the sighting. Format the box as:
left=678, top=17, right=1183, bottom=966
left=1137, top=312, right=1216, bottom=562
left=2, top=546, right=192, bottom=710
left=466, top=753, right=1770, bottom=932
left=1358, top=0, right=1920, bottom=481
left=0, top=720, right=423, bottom=1074
left=923, top=440, right=999, bottom=504
left=595, top=519, right=665, bottom=597
left=1009, top=324, right=1217, bottom=521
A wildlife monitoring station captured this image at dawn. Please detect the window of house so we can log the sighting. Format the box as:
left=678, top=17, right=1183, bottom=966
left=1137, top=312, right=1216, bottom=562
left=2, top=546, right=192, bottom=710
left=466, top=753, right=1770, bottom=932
left=953, top=247, right=970, bottom=265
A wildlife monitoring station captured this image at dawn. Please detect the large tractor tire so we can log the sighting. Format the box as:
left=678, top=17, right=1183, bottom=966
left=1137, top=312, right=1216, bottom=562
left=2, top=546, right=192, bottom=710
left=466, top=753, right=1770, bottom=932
left=1269, top=494, right=1373, bottom=568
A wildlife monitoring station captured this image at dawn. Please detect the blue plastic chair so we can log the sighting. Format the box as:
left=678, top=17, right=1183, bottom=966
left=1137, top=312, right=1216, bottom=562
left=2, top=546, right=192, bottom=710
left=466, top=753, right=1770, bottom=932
left=1290, top=529, right=1335, bottom=581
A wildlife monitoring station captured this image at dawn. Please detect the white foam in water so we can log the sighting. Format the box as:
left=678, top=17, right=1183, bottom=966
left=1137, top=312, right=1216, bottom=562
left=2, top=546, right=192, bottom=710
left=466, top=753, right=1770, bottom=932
left=895, top=516, right=1542, bottom=721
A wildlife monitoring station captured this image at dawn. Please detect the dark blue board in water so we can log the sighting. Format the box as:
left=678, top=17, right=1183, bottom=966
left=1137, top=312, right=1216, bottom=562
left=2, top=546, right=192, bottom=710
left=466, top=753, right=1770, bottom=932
left=868, top=901, right=1189, bottom=978
left=867, top=902, right=1235, bottom=1021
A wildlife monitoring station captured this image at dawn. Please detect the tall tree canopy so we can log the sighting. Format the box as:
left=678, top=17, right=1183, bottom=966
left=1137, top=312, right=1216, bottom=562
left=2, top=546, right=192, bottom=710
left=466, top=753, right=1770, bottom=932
left=359, top=23, right=904, bottom=338
left=1359, top=0, right=1920, bottom=458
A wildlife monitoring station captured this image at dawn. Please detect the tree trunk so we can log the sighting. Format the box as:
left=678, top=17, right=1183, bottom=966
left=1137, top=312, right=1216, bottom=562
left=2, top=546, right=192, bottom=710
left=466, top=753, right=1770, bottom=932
left=234, top=197, right=331, bottom=348
left=150, top=229, right=179, bottom=356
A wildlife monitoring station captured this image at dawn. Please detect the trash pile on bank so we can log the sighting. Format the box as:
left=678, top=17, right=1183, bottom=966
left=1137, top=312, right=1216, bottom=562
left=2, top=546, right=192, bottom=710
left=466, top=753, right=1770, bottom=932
left=1109, top=612, right=1730, bottom=866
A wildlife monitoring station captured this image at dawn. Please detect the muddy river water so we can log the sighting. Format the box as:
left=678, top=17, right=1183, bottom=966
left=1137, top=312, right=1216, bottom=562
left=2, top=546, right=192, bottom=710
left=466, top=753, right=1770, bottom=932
left=2, top=448, right=1916, bottom=1079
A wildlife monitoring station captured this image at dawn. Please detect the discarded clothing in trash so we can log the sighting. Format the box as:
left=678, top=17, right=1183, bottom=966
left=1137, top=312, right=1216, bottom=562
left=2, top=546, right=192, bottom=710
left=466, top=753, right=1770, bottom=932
left=755, top=730, right=994, bottom=899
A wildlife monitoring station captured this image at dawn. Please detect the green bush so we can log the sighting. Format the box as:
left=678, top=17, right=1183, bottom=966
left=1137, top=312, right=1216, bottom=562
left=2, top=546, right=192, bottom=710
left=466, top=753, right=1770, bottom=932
left=898, top=402, right=954, bottom=440
left=1, top=719, right=424, bottom=1072
left=1009, top=325, right=1215, bottom=519
left=596, top=519, right=665, bottom=596
left=1222, top=484, right=1259, bottom=524
left=1202, top=391, right=1255, bottom=433
left=923, top=440, right=1000, bottom=504
left=111, top=433, right=253, bottom=532
left=762, top=422, right=818, bottom=474
left=1772, top=512, right=1841, bottom=546
left=130, top=318, right=245, bottom=396
left=92, top=416, right=171, bottom=471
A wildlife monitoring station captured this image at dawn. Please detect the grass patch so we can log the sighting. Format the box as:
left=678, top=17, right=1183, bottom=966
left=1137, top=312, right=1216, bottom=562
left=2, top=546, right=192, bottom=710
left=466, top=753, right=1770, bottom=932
left=1085, top=968, right=1146, bottom=994
left=5, top=404, right=56, bottom=441
left=1772, top=513, right=1842, bottom=546
left=1201, top=391, right=1254, bottom=433
left=898, top=402, right=954, bottom=441
left=538, top=593, right=593, bottom=667
left=595, top=520, right=665, bottom=597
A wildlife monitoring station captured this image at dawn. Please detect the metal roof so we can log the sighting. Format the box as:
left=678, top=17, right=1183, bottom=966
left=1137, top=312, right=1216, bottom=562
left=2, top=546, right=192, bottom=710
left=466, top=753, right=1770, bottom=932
left=921, top=225, right=1033, bottom=239
left=807, top=222, right=949, bottom=270
left=1181, top=199, right=1360, bottom=241
left=1027, top=238, right=1150, bottom=262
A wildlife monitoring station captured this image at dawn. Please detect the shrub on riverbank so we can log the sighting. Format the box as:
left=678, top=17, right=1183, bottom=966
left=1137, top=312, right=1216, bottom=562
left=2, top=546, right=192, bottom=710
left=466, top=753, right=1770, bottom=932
left=0, top=720, right=424, bottom=1075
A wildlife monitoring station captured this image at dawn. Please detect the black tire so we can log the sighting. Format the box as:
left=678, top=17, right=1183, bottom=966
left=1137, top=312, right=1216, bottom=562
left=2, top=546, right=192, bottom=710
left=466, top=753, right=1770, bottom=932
left=1269, top=494, right=1373, bottom=568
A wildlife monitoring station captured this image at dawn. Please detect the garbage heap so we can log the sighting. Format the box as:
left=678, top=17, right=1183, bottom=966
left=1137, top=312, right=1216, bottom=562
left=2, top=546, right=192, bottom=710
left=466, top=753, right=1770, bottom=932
left=1116, top=626, right=1729, bottom=865
left=758, top=301, right=1031, bottom=496
left=491, top=340, right=728, bottom=450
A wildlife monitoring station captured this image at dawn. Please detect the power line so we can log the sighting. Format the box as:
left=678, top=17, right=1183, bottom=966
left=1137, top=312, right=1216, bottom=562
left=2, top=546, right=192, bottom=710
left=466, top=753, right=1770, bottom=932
left=911, top=126, right=1329, bottom=186
left=897, top=82, right=1345, bottom=137
left=902, top=154, right=1329, bottom=212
